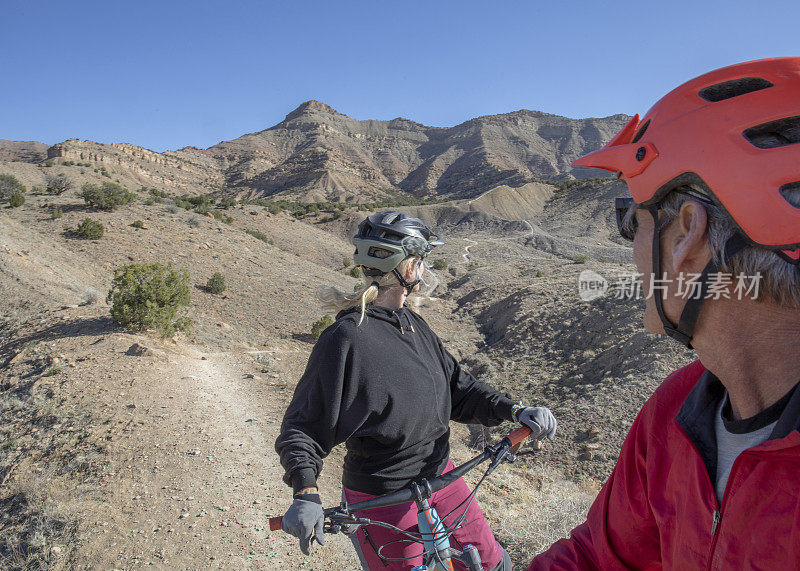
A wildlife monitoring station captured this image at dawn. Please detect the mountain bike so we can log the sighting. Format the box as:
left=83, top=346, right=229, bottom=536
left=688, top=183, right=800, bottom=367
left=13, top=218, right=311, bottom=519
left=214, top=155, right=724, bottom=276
left=270, top=425, right=533, bottom=571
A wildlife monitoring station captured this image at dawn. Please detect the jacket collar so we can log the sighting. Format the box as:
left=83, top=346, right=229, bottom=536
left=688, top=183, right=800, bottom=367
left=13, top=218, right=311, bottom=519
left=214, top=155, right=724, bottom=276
left=676, top=369, right=800, bottom=478
left=335, top=304, right=415, bottom=334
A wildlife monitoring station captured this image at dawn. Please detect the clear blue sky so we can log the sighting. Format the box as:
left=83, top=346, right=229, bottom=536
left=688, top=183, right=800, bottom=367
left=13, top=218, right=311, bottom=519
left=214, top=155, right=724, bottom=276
left=2, top=0, right=797, bottom=152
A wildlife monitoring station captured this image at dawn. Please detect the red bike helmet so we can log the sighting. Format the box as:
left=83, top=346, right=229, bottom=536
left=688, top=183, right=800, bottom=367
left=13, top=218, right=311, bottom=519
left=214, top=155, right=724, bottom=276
left=573, top=57, right=800, bottom=263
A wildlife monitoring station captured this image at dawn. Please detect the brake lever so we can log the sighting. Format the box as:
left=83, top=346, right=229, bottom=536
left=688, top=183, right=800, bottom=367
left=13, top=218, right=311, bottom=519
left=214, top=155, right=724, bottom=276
left=325, top=506, right=353, bottom=535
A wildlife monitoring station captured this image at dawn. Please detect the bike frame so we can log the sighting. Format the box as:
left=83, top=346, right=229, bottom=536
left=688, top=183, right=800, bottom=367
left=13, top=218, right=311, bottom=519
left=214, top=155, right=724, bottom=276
left=412, top=494, right=482, bottom=571
left=270, top=425, right=532, bottom=570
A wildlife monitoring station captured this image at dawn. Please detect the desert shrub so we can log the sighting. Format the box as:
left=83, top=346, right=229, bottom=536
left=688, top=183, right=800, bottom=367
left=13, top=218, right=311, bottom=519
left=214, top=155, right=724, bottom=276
left=149, top=188, right=169, bottom=199
left=176, top=194, right=212, bottom=211
left=245, top=229, right=273, bottom=245
left=174, top=198, right=193, bottom=210
left=536, top=269, right=543, bottom=278
left=267, top=203, right=281, bottom=215
left=463, top=353, right=496, bottom=377
left=45, top=173, right=73, bottom=195
left=342, top=257, right=351, bottom=268
left=82, top=287, right=101, bottom=305
left=132, top=220, right=144, bottom=229
left=51, top=207, right=63, bottom=219
left=0, top=174, right=25, bottom=200
left=144, top=196, right=156, bottom=206
left=75, top=217, right=104, bottom=239
left=311, top=314, right=334, bottom=339
left=432, top=258, right=447, bottom=270
left=217, top=197, right=236, bottom=209
left=206, top=272, right=226, bottom=295
left=8, top=192, right=25, bottom=208
left=573, top=254, right=590, bottom=264
left=187, top=217, right=200, bottom=228
left=81, top=182, right=135, bottom=211
left=348, top=266, right=361, bottom=278
left=43, top=365, right=62, bottom=376
left=540, top=176, right=617, bottom=194
left=211, top=210, right=233, bottom=223
left=106, top=262, right=191, bottom=337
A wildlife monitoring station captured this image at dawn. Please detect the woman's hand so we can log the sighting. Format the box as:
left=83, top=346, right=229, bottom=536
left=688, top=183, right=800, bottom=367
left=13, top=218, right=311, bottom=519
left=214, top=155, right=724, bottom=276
left=281, top=493, right=325, bottom=555
left=516, top=407, right=557, bottom=440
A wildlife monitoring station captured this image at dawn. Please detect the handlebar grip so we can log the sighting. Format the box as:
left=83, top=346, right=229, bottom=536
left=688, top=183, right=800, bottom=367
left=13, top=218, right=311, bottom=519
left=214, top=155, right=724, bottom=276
left=269, top=516, right=283, bottom=531
left=505, top=425, right=532, bottom=447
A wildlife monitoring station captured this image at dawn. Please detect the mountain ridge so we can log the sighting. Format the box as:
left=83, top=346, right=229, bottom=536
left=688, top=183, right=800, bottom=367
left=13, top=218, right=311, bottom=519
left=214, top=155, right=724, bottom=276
left=3, top=101, right=628, bottom=202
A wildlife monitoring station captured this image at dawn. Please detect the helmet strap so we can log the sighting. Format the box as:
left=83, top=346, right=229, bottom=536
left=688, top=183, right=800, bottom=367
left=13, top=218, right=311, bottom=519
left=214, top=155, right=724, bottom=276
left=392, top=268, right=421, bottom=296
left=649, top=206, right=749, bottom=348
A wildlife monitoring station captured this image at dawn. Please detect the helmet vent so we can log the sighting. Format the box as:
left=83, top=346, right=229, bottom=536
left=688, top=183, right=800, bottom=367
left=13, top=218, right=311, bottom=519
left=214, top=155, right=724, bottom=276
left=631, top=120, right=651, bottom=143
left=779, top=182, right=800, bottom=209
left=698, top=77, right=773, bottom=102
left=744, top=116, right=800, bottom=149
left=379, top=230, right=404, bottom=241
left=367, top=246, right=394, bottom=259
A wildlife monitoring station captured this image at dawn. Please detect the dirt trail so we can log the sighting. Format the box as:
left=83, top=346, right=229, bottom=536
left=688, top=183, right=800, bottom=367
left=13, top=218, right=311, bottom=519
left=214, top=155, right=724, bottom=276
left=71, top=344, right=359, bottom=570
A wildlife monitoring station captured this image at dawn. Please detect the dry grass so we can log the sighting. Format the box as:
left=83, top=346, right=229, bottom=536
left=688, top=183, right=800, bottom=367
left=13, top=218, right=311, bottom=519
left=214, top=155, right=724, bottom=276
left=451, top=426, right=598, bottom=567
left=0, top=342, right=101, bottom=570
left=478, top=466, right=597, bottom=566
left=0, top=475, right=75, bottom=570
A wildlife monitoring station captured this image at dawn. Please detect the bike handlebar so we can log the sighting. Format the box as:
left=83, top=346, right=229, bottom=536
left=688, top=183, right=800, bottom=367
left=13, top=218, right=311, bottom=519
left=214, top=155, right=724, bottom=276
left=269, top=425, right=534, bottom=532
left=506, top=425, right=532, bottom=447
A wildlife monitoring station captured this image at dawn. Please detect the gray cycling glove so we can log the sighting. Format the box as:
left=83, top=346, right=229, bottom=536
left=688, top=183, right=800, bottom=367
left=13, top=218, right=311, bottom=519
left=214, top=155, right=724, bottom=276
left=517, top=407, right=557, bottom=440
left=281, top=494, right=325, bottom=555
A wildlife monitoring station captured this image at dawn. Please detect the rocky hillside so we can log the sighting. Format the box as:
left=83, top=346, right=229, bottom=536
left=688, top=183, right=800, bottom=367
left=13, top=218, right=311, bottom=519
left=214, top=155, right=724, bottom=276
left=0, top=171, right=696, bottom=567
left=2, top=102, right=628, bottom=203
left=0, top=139, right=49, bottom=163
left=1, top=102, right=701, bottom=568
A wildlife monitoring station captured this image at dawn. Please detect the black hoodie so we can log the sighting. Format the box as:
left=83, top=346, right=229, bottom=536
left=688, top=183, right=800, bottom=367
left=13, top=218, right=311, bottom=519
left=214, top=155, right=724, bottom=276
left=275, top=304, right=517, bottom=496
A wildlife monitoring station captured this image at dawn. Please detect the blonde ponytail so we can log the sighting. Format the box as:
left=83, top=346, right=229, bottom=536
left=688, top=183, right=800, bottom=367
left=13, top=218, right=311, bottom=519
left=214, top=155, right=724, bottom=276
left=317, top=257, right=417, bottom=325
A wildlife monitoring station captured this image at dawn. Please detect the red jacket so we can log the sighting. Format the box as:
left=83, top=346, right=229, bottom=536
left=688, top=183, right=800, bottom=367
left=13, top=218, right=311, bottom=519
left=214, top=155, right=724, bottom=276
left=528, top=360, right=800, bottom=570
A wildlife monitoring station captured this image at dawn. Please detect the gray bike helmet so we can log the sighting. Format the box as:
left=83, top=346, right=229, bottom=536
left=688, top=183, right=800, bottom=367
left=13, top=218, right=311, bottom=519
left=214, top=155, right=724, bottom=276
left=352, top=211, right=445, bottom=279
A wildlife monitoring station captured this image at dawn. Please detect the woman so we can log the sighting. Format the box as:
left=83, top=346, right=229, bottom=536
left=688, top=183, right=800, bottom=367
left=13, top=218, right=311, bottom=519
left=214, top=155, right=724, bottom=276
left=275, top=211, right=556, bottom=570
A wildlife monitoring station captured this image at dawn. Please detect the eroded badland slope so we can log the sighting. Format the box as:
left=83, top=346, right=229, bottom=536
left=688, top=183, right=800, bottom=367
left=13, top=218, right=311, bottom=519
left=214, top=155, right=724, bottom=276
left=1, top=115, right=690, bottom=569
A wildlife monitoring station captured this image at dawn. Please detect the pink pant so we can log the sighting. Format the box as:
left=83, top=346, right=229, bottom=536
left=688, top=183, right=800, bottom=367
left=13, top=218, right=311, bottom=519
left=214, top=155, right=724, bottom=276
left=343, top=461, right=502, bottom=570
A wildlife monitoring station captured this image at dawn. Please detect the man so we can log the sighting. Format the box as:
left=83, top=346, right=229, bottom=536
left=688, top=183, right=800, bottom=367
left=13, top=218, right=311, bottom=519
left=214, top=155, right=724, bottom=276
left=529, top=57, right=800, bottom=568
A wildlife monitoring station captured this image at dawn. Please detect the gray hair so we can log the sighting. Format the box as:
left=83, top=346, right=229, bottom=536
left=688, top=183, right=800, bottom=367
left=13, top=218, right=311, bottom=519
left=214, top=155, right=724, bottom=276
left=639, top=186, right=800, bottom=308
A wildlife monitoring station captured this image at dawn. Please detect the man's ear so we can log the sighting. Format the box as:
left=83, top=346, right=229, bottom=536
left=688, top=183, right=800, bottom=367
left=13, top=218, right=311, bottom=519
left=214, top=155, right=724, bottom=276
left=670, top=200, right=711, bottom=273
